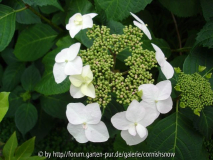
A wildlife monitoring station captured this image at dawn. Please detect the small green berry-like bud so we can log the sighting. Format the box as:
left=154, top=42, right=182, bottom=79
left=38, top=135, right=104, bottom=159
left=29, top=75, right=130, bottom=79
left=174, top=67, right=182, bottom=74
left=205, top=73, right=212, bottom=79
left=180, top=102, right=186, bottom=108
left=198, top=65, right=206, bottom=72
left=194, top=108, right=200, bottom=116
left=137, top=90, right=143, bottom=98
left=174, top=85, right=181, bottom=91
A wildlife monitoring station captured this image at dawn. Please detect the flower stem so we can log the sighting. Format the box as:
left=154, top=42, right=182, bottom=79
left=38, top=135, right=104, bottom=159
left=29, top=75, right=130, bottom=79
left=171, top=47, right=191, bottom=53
left=176, top=99, right=179, bottom=113
left=26, top=4, right=63, bottom=32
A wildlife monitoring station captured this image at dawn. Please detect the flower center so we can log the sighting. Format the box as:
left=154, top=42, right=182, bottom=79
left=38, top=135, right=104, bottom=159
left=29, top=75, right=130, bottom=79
left=134, top=122, right=138, bottom=126
left=155, top=100, right=158, bottom=103
left=74, top=14, right=83, bottom=25
left=82, top=122, right=87, bottom=129
left=65, top=59, right=68, bottom=63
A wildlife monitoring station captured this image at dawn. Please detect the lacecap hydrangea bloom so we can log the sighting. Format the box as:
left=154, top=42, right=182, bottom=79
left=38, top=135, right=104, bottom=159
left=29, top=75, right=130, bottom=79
left=66, top=13, right=98, bottom=38
left=66, top=102, right=109, bottom=143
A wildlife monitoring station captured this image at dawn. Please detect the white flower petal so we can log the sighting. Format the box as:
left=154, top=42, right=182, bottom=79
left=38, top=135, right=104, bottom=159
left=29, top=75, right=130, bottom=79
left=53, top=63, right=67, bottom=84
left=133, top=21, right=151, bottom=40
left=126, top=100, right=146, bottom=122
left=121, top=130, right=147, bottom=146
left=156, top=80, right=172, bottom=100
left=85, top=103, right=101, bottom=124
left=85, top=13, right=98, bottom=19
left=138, top=84, right=158, bottom=103
left=136, top=124, right=148, bottom=138
left=70, top=84, right=84, bottom=98
left=130, top=12, right=144, bottom=24
left=81, top=83, right=96, bottom=98
left=156, top=96, right=173, bottom=114
left=66, top=103, right=86, bottom=124
left=128, top=125, right=137, bottom=136
left=111, top=111, right=132, bottom=130
left=67, top=43, right=81, bottom=61
left=82, top=15, right=93, bottom=29
left=55, top=48, right=69, bottom=63
left=68, top=25, right=82, bottom=38
left=64, top=56, right=83, bottom=75
left=151, top=43, right=166, bottom=67
left=139, top=101, right=160, bottom=127
left=69, top=75, right=84, bottom=87
left=161, top=61, right=174, bottom=80
left=85, top=121, right=109, bottom=142
left=66, top=13, right=80, bottom=30
left=67, top=123, right=88, bottom=143
left=82, top=65, right=93, bottom=83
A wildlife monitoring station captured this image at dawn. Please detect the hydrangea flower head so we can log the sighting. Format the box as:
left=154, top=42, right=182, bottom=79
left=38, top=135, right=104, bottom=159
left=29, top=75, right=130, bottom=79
left=66, top=102, right=109, bottom=143
left=66, top=13, right=98, bottom=38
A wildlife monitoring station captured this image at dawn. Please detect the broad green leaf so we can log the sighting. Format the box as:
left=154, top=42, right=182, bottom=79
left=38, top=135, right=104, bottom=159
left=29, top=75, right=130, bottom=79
left=2, top=63, right=25, bottom=91
left=0, top=64, right=3, bottom=85
left=94, top=0, right=107, bottom=24
left=56, top=35, right=76, bottom=48
left=0, top=4, right=16, bottom=52
left=39, top=5, right=58, bottom=14
left=22, top=0, right=63, bottom=11
left=183, top=46, right=213, bottom=88
left=21, top=65, right=41, bottom=91
left=116, top=49, right=132, bottom=62
left=14, top=24, right=57, bottom=61
left=96, top=0, right=152, bottom=21
left=75, top=29, right=93, bottom=48
left=15, top=137, right=35, bottom=159
left=159, top=0, right=200, bottom=17
left=147, top=112, right=203, bottom=160
left=1, top=48, right=19, bottom=64
left=11, top=0, right=41, bottom=24
left=0, top=92, right=10, bottom=122
left=15, top=103, right=38, bottom=136
left=35, top=48, right=70, bottom=95
left=52, top=12, right=65, bottom=25
left=40, top=93, right=72, bottom=119
left=3, top=132, right=18, bottom=160
left=7, top=86, right=24, bottom=117
left=200, top=0, right=213, bottom=21
left=196, top=21, right=213, bottom=48
left=193, top=106, right=213, bottom=139
left=106, top=20, right=124, bottom=34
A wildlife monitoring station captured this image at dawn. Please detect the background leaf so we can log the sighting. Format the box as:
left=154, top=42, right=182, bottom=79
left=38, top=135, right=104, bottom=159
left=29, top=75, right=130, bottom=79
left=200, top=0, right=213, bottom=21
left=1, top=48, right=19, bottom=65
left=35, top=48, right=70, bottom=95
left=14, top=24, right=57, bottom=61
left=0, top=92, right=10, bottom=122
left=15, top=103, right=38, bottom=136
left=106, top=20, right=124, bottom=34
left=0, top=4, right=16, bottom=52
left=95, top=0, right=152, bottom=21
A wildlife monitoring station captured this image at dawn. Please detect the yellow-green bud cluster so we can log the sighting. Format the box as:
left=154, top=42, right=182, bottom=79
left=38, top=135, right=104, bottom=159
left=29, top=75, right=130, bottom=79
left=80, top=25, right=157, bottom=107
left=176, top=72, right=213, bottom=116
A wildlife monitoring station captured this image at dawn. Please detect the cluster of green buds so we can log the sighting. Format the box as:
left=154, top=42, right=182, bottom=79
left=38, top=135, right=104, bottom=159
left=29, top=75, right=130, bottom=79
left=79, top=25, right=157, bottom=107
left=175, top=67, right=213, bottom=116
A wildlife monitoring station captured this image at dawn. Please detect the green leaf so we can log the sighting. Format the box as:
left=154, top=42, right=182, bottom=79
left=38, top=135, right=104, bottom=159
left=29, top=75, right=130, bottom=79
left=159, top=0, right=200, bottom=17
left=0, top=4, right=16, bottom=52
left=15, top=137, right=35, bottom=159
left=0, top=64, right=3, bottom=86
left=52, top=12, right=65, bottom=25
left=56, top=35, right=76, bottom=48
left=21, top=156, right=46, bottom=160
left=96, top=0, right=152, bottom=21
left=193, top=106, right=213, bottom=139
left=11, top=0, right=41, bottom=24
left=14, top=24, right=57, bottom=61
left=39, top=5, right=58, bottom=14
left=2, top=63, right=25, bottom=91
left=15, top=103, right=38, bottom=136
left=75, top=29, right=93, bottom=48
left=21, top=65, right=41, bottom=91
left=200, top=0, right=213, bottom=21
left=3, top=132, right=18, bottom=160
left=7, top=86, right=24, bottom=117
left=196, top=21, right=213, bottom=48
left=35, top=48, right=70, bottom=95
left=183, top=46, right=213, bottom=88
left=40, top=93, right=72, bottom=119
left=0, top=92, right=10, bottom=122
left=106, top=20, right=124, bottom=34
left=147, top=112, right=203, bottom=160
left=1, top=48, right=19, bottom=64
left=22, top=0, right=63, bottom=11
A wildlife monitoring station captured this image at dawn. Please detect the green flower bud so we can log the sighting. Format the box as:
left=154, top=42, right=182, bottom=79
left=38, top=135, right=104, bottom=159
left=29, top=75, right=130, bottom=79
left=198, top=65, right=206, bottom=72
left=205, top=73, right=212, bottom=79
left=174, top=67, right=182, bottom=74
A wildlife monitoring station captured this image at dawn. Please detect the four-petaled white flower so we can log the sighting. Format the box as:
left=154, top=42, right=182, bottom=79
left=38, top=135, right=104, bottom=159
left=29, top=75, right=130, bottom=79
left=69, top=65, right=95, bottom=98
left=66, top=13, right=98, bottom=38
left=151, top=43, right=174, bottom=79
left=138, top=80, right=173, bottom=114
left=53, top=43, right=82, bottom=84
left=66, top=102, right=109, bottom=143
left=111, top=100, right=159, bottom=146
left=130, top=12, right=152, bottom=40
